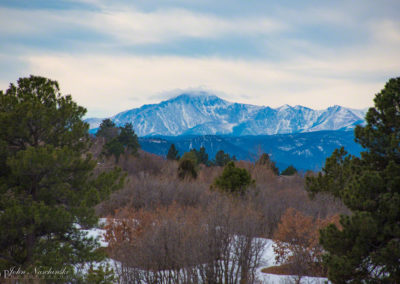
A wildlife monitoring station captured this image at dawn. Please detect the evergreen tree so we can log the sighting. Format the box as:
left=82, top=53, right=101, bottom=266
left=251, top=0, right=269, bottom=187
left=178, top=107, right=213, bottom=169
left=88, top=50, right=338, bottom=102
left=102, top=123, right=139, bottom=161
left=118, top=123, right=139, bottom=156
left=189, top=146, right=209, bottom=165
left=256, top=153, right=279, bottom=175
left=306, top=77, right=400, bottom=282
left=180, top=151, right=198, bottom=165
left=0, top=76, right=124, bottom=276
left=281, top=165, right=297, bottom=176
left=214, top=150, right=233, bottom=167
left=167, top=144, right=180, bottom=160
left=177, top=151, right=198, bottom=179
left=178, top=153, right=198, bottom=180
left=103, top=138, right=125, bottom=162
left=212, top=161, right=254, bottom=196
left=197, top=146, right=209, bottom=165
left=96, top=118, right=118, bottom=141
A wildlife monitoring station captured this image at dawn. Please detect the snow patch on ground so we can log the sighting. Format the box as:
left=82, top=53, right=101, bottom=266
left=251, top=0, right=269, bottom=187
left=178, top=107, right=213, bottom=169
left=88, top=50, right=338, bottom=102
left=82, top=228, right=108, bottom=247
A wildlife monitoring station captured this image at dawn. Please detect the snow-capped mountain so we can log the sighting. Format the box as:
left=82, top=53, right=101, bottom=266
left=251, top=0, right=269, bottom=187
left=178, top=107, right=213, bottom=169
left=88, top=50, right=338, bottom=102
left=87, top=92, right=367, bottom=136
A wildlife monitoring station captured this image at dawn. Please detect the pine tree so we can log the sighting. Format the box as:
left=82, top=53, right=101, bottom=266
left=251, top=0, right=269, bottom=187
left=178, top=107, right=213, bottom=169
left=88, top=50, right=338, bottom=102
left=178, top=151, right=198, bottom=180
left=306, top=77, right=400, bottom=282
left=102, top=123, right=139, bottom=162
left=118, top=123, right=139, bottom=156
left=196, top=146, right=209, bottom=165
left=180, top=151, right=198, bottom=165
left=212, top=161, right=254, bottom=196
left=256, top=153, right=279, bottom=175
left=0, top=76, right=124, bottom=277
left=96, top=118, right=118, bottom=141
left=167, top=144, right=180, bottom=160
left=281, top=165, right=297, bottom=176
left=103, top=138, right=125, bottom=162
left=214, top=150, right=234, bottom=167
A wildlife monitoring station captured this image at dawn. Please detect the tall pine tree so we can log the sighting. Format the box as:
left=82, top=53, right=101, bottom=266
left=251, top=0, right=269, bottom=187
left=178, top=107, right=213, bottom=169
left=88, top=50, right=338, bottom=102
left=118, top=123, right=139, bottom=156
left=0, top=76, right=124, bottom=277
left=306, top=77, right=400, bottom=282
left=96, top=118, right=118, bottom=142
left=167, top=144, right=179, bottom=160
left=101, top=123, right=140, bottom=162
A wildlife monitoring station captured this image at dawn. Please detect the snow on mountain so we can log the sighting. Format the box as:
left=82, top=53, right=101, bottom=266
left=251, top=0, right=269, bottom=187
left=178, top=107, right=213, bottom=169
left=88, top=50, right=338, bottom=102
left=86, top=92, right=367, bottom=137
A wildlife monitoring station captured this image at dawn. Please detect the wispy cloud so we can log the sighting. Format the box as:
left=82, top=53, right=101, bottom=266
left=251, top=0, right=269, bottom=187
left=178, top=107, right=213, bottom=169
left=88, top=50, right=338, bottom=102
left=0, top=6, right=285, bottom=45
left=15, top=53, right=389, bottom=117
left=0, top=0, right=399, bottom=117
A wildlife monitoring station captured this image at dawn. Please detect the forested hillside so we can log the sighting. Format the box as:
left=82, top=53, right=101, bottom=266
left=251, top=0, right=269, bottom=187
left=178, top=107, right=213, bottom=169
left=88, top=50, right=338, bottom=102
left=139, top=131, right=363, bottom=171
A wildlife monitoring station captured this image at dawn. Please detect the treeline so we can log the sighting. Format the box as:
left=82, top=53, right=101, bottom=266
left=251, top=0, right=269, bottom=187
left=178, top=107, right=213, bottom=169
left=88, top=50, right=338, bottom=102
left=166, top=144, right=297, bottom=178
left=95, top=116, right=298, bottom=179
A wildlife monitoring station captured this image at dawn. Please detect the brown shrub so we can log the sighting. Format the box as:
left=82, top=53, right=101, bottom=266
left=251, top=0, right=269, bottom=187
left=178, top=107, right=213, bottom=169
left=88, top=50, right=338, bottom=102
left=272, top=208, right=341, bottom=278
left=105, top=199, right=268, bottom=283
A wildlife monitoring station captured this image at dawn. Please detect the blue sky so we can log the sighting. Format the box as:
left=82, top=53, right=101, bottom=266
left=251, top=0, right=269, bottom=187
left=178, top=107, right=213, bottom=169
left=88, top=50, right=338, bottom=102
left=1, top=0, right=399, bottom=117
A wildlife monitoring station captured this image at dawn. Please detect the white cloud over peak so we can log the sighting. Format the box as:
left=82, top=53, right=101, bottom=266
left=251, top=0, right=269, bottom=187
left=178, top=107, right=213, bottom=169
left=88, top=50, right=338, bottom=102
left=18, top=53, right=385, bottom=117
left=0, top=0, right=399, bottom=117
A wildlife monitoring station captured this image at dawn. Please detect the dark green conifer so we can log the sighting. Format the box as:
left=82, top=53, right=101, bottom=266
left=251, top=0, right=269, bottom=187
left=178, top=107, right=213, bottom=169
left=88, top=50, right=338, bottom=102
left=214, top=150, right=234, bottom=167
left=256, top=153, right=279, bottom=175
left=178, top=158, right=197, bottom=180
left=281, top=165, right=297, bottom=176
left=190, top=146, right=209, bottom=165
left=167, top=143, right=180, bottom=160
left=212, top=161, right=254, bottom=196
left=118, top=123, right=139, bottom=155
left=102, top=123, right=139, bottom=161
left=0, top=76, right=124, bottom=276
left=306, top=77, right=400, bottom=283
left=96, top=118, right=118, bottom=141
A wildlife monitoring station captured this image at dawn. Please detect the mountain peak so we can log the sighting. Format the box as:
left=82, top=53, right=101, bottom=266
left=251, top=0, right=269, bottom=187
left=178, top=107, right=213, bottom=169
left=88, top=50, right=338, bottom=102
left=277, top=104, right=292, bottom=110
left=328, top=105, right=343, bottom=111
left=86, top=94, right=367, bottom=137
left=170, top=92, right=221, bottom=101
left=164, top=92, right=231, bottom=109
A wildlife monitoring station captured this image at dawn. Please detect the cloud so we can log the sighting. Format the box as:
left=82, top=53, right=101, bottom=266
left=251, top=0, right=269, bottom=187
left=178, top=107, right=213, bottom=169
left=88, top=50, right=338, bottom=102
left=92, top=9, right=285, bottom=44
left=10, top=52, right=392, bottom=117
left=1, top=0, right=399, bottom=118
left=370, top=20, right=400, bottom=46
left=0, top=6, right=285, bottom=46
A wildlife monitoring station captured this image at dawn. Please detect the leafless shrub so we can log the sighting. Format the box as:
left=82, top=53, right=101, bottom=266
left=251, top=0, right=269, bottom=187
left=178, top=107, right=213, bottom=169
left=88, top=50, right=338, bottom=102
left=105, top=198, right=267, bottom=284
left=272, top=208, right=341, bottom=279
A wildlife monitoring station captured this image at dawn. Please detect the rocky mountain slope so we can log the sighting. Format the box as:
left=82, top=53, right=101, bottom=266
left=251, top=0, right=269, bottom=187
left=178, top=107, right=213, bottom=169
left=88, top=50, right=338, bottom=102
left=87, top=92, right=367, bottom=137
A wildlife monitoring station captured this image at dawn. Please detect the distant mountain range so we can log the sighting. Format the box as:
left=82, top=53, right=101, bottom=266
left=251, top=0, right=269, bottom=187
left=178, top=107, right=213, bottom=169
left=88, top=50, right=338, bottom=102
left=86, top=92, right=367, bottom=137
left=139, top=131, right=363, bottom=171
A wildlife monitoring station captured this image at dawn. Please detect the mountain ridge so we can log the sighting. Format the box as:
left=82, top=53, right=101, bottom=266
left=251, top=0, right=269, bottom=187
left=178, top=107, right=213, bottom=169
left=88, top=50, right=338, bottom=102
left=86, top=92, right=367, bottom=137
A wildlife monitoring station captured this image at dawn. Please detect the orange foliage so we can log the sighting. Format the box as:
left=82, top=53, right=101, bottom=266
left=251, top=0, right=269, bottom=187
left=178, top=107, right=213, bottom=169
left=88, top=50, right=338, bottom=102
left=273, top=208, right=340, bottom=277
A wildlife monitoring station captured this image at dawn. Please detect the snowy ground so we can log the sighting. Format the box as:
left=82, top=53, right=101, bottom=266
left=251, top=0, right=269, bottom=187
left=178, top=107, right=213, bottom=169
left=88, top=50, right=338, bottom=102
left=84, top=220, right=329, bottom=283
left=256, top=239, right=329, bottom=283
